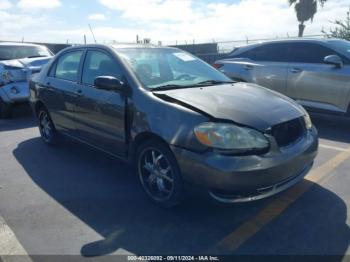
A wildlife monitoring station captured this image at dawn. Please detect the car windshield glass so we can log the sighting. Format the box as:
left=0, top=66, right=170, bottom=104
left=0, top=46, right=51, bottom=60
left=115, top=48, right=232, bottom=90
left=328, top=40, right=350, bottom=59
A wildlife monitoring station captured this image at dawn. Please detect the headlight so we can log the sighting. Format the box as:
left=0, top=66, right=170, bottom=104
left=303, top=113, right=312, bottom=130
left=194, top=122, right=269, bottom=151
left=2, top=70, right=14, bottom=83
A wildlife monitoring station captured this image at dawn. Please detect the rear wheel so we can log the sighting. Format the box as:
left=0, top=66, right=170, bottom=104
left=0, top=98, right=12, bottom=119
left=136, top=139, right=184, bottom=208
left=38, top=107, right=59, bottom=145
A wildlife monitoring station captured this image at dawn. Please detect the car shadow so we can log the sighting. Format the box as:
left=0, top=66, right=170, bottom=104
left=310, top=113, right=350, bottom=144
left=0, top=103, right=36, bottom=132
left=13, top=137, right=350, bottom=258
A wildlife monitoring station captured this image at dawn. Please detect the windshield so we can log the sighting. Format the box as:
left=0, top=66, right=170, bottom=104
left=0, top=45, right=51, bottom=61
left=328, top=40, right=350, bottom=59
left=115, top=48, right=232, bottom=90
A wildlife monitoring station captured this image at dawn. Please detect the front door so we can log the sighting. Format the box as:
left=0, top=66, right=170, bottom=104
left=74, top=49, right=127, bottom=157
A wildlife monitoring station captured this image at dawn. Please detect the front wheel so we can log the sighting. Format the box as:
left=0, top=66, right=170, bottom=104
left=136, top=140, right=184, bottom=208
left=38, top=107, right=59, bottom=145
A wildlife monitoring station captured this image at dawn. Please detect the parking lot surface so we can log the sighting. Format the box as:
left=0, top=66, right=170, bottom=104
left=0, top=106, right=350, bottom=259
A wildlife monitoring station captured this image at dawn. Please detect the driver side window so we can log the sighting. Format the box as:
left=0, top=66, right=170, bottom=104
left=82, top=50, right=122, bottom=86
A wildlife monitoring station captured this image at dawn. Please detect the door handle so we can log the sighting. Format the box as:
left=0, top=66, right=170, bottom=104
left=244, top=65, right=254, bottom=70
left=76, top=89, right=83, bottom=96
left=291, top=68, right=302, bottom=73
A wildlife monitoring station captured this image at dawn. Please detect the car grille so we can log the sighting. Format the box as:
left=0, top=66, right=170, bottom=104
left=271, top=117, right=305, bottom=148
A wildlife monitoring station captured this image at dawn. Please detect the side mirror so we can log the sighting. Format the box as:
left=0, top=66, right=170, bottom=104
left=324, top=55, right=343, bottom=68
left=94, top=76, right=124, bottom=92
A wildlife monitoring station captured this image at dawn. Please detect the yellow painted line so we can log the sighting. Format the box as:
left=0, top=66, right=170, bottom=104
left=211, top=147, right=350, bottom=253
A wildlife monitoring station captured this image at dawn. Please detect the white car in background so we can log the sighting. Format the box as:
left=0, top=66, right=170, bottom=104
left=0, top=42, right=53, bottom=118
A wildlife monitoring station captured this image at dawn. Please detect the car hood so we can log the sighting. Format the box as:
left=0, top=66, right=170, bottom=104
left=0, top=57, right=52, bottom=71
left=153, top=83, right=305, bottom=131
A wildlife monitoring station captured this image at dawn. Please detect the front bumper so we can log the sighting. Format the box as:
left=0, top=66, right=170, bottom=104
left=171, top=127, right=318, bottom=203
left=0, top=81, right=29, bottom=104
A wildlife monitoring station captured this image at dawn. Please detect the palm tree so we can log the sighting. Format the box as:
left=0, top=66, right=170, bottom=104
left=289, top=0, right=328, bottom=37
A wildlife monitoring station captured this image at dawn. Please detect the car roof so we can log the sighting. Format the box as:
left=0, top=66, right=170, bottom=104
left=0, top=42, right=46, bottom=47
left=237, top=38, right=344, bottom=48
left=60, top=43, right=177, bottom=52
left=227, top=38, right=346, bottom=56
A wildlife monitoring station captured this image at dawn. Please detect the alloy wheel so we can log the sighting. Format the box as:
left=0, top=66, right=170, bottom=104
left=39, top=111, right=54, bottom=142
left=138, top=147, right=175, bottom=202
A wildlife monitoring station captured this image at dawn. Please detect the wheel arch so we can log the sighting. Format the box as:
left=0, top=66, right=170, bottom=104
left=34, top=100, right=47, bottom=117
left=129, top=131, right=171, bottom=163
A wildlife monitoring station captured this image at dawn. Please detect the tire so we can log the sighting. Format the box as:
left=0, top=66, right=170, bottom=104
left=135, top=139, right=184, bottom=208
left=37, top=106, right=60, bottom=145
left=0, top=98, right=12, bottom=119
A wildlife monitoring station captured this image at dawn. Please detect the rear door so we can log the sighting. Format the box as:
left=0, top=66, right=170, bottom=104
left=74, top=48, right=127, bottom=157
left=229, top=43, right=290, bottom=95
left=286, top=42, right=350, bottom=113
left=44, top=50, right=84, bottom=135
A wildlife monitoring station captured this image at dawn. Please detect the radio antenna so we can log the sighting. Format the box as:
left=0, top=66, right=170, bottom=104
left=89, top=24, right=97, bottom=44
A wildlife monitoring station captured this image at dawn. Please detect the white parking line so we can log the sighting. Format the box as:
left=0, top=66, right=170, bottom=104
left=0, top=215, right=32, bottom=262
left=320, top=144, right=350, bottom=153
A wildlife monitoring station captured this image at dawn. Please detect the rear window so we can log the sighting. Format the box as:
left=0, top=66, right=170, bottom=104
left=227, top=48, right=240, bottom=58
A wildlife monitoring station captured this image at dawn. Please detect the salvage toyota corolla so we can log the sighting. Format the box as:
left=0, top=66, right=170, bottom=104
left=29, top=44, right=318, bottom=207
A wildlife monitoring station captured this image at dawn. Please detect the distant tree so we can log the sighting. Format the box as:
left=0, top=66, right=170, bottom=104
left=289, top=0, right=328, bottom=37
left=322, top=7, right=350, bottom=40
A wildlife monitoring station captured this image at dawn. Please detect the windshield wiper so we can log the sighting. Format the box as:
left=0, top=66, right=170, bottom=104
left=193, top=80, right=235, bottom=86
left=151, top=84, right=191, bottom=91
left=25, top=55, right=49, bottom=59
left=151, top=80, right=235, bottom=91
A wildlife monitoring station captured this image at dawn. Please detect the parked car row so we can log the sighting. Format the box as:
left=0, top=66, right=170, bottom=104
left=0, top=42, right=53, bottom=118
left=214, top=38, right=350, bottom=116
left=28, top=44, right=318, bottom=207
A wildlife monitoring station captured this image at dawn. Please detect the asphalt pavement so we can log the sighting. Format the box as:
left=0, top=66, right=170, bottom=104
left=0, top=106, right=349, bottom=260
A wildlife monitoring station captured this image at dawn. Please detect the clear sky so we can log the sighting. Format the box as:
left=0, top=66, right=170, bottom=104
left=0, top=0, right=348, bottom=45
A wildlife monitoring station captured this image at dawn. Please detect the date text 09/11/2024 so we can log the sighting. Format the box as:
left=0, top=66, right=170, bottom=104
left=127, top=256, right=220, bottom=261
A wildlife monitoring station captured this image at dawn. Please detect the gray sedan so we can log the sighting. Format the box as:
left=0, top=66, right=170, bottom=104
left=215, top=38, right=350, bottom=116
left=29, top=44, right=318, bottom=207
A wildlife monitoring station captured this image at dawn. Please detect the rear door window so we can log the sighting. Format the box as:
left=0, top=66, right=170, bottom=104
left=238, top=43, right=290, bottom=62
left=55, top=51, right=84, bottom=82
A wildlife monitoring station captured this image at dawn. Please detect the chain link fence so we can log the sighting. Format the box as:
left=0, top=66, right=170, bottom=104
left=167, top=34, right=325, bottom=64
left=1, top=34, right=326, bottom=63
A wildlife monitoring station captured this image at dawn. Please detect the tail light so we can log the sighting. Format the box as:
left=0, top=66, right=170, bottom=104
left=213, top=63, right=223, bottom=69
